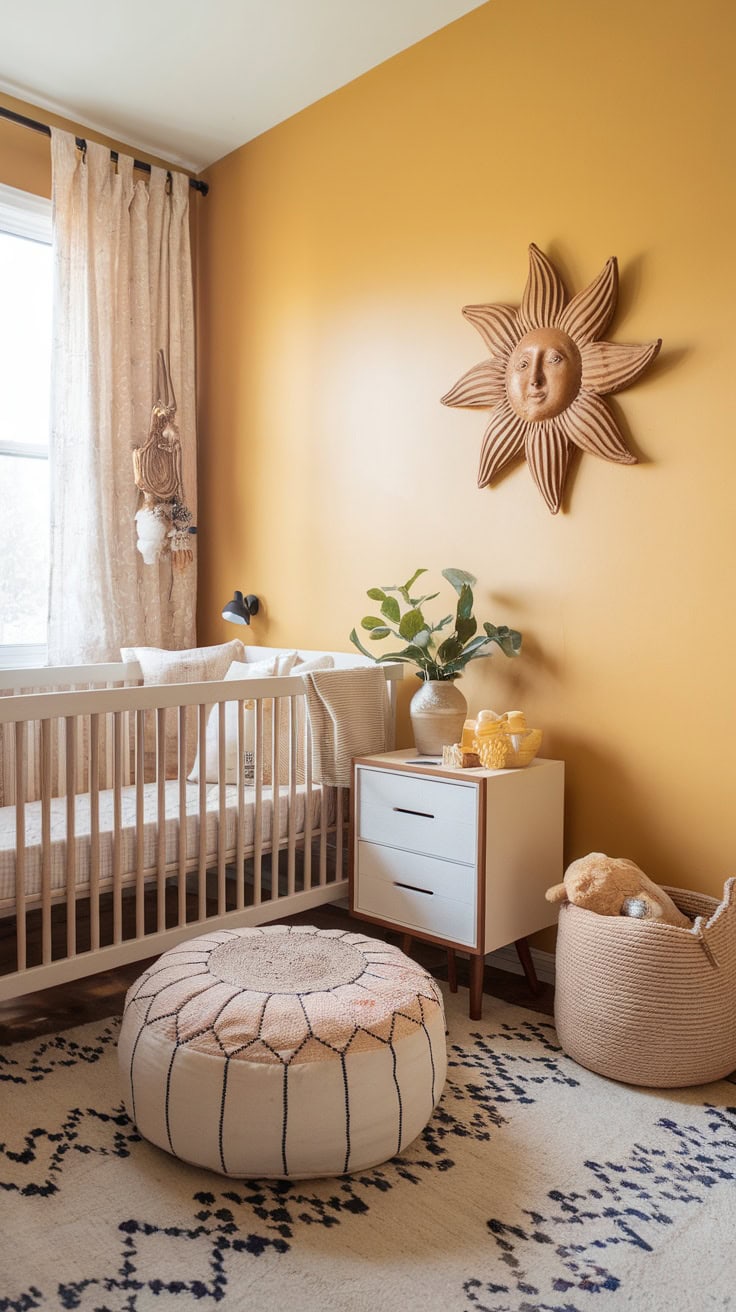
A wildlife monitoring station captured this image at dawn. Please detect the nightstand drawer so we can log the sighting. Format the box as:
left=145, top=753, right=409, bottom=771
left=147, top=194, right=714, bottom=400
left=355, top=873, right=476, bottom=947
left=357, top=840, right=476, bottom=905
left=357, top=768, right=478, bottom=864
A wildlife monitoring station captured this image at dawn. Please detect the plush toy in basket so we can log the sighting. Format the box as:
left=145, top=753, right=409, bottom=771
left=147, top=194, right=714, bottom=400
left=545, top=852, right=692, bottom=927
left=547, top=853, right=736, bottom=1087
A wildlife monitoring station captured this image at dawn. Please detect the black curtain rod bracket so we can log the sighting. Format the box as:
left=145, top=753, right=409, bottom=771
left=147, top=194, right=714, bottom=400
left=0, top=104, right=208, bottom=195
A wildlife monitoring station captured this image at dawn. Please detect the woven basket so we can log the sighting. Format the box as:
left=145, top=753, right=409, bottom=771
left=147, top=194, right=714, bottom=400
left=554, top=878, right=736, bottom=1087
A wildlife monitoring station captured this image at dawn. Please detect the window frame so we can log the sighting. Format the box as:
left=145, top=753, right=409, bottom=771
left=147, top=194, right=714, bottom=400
left=0, top=182, right=52, bottom=669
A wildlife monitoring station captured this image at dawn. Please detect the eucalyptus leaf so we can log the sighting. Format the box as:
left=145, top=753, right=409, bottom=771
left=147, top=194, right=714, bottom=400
left=456, top=583, right=474, bottom=621
left=361, top=616, right=386, bottom=630
left=381, top=596, right=401, bottom=623
left=458, top=634, right=491, bottom=658
left=369, top=627, right=391, bottom=640
left=456, top=615, right=477, bottom=645
left=443, top=567, right=477, bottom=594
left=484, top=621, right=522, bottom=656
left=403, top=568, right=427, bottom=593
left=437, top=635, right=462, bottom=663
left=399, top=608, right=426, bottom=641
left=367, top=587, right=387, bottom=602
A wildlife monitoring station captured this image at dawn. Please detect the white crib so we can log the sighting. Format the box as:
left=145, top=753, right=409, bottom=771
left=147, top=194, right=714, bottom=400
left=0, top=647, right=402, bottom=1000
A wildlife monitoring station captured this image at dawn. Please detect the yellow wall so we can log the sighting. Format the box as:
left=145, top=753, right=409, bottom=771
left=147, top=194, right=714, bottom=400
left=197, top=0, right=735, bottom=903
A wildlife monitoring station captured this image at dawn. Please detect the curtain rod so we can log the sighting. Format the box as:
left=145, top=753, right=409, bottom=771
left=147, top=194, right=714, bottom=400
left=0, top=104, right=209, bottom=196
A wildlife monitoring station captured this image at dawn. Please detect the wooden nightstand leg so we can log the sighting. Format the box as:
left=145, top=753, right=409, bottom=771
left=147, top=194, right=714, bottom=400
left=514, top=936, right=540, bottom=996
left=400, top=933, right=413, bottom=957
left=446, top=948, right=458, bottom=993
left=469, top=954, right=484, bottom=1020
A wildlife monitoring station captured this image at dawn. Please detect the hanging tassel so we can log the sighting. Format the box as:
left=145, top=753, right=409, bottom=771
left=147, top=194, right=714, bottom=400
left=169, top=526, right=194, bottom=571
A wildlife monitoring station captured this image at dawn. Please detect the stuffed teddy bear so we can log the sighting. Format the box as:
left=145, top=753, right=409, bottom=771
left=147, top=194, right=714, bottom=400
left=546, top=852, right=691, bottom=927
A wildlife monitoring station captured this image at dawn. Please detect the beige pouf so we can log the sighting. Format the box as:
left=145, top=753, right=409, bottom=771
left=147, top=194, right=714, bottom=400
left=118, top=924, right=447, bottom=1178
left=554, top=879, right=736, bottom=1087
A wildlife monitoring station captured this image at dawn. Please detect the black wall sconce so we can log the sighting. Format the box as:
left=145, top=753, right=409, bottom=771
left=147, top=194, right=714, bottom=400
left=222, top=591, right=260, bottom=625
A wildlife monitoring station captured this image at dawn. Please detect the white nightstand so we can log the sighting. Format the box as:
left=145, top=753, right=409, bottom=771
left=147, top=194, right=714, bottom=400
left=350, top=749, right=564, bottom=1018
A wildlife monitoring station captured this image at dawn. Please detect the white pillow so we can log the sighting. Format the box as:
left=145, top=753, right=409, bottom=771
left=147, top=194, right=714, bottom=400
left=121, top=639, right=246, bottom=685
left=121, top=639, right=246, bottom=778
left=187, top=656, right=279, bottom=783
left=190, top=652, right=335, bottom=787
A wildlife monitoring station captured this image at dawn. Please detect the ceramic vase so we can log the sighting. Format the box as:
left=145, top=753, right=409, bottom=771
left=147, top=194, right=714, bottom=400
left=410, top=678, right=467, bottom=755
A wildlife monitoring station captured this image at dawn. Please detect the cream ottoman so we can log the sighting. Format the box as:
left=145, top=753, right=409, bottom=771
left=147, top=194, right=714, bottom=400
left=118, top=924, right=447, bottom=1179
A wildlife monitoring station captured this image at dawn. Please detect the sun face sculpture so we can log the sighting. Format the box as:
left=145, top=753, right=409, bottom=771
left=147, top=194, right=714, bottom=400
left=441, top=244, right=661, bottom=513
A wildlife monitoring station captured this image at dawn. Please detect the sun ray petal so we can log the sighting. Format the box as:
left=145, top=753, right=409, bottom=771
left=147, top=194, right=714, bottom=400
left=441, top=358, right=506, bottom=409
left=558, top=257, right=618, bottom=345
left=477, top=401, right=527, bottom=487
left=558, top=391, right=637, bottom=463
left=580, top=338, right=662, bottom=395
left=524, top=423, right=571, bottom=514
left=461, top=303, right=521, bottom=357
left=519, top=244, right=567, bottom=332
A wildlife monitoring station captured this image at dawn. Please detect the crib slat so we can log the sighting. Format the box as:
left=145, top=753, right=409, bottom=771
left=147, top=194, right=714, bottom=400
left=319, top=778, right=328, bottom=887
left=135, top=709, right=145, bottom=939
left=178, top=706, right=187, bottom=927
left=271, top=698, right=281, bottom=905
left=287, top=697, right=297, bottom=898
left=235, top=698, right=245, bottom=909
left=253, top=699, right=263, bottom=906
left=197, top=703, right=207, bottom=921
left=65, top=716, right=77, bottom=958
left=156, top=707, right=166, bottom=932
left=14, top=721, right=27, bottom=973
left=303, top=710, right=313, bottom=890
left=122, top=708, right=132, bottom=786
left=217, top=700, right=226, bottom=915
left=113, top=711, right=124, bottom=945
left=89, top=714, right=101, bottom=952
left=335, top=787, right=344, bottom=884
left=40, top=719, right=52, bottom=964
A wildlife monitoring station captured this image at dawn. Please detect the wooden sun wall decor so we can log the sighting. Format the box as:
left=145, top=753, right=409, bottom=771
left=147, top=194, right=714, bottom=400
left=440, top=244, right=662, bottom=513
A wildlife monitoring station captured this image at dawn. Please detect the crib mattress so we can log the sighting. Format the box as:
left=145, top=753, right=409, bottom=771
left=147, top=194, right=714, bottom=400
left=0, top=781, right=336, bottom=909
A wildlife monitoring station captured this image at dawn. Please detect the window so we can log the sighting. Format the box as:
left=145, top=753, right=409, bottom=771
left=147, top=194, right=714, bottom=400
left=0, top=183, right=52, bottom=666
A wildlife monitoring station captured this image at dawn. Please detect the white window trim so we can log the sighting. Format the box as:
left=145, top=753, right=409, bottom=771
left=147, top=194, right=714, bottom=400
left=0, top=643, right=48, bottom=671
left=0, top=184, right=52, bottom=668
left=0, top=182, right=52, bottom=243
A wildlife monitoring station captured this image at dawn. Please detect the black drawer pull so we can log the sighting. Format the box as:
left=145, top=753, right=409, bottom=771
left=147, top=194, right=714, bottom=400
left=393, top=881, right=433, bottom=896
left=393, top=806, right=434, bottom=819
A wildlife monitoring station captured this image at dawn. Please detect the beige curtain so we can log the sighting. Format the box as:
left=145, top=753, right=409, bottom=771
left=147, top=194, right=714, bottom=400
left=47, top=129, right=196, bottom=663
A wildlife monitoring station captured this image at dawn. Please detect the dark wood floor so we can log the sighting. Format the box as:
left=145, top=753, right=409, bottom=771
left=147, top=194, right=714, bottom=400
left=0, top=904, right=554, bottom=1045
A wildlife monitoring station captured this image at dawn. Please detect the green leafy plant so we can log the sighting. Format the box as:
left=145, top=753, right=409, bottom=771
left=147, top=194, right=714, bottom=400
left=349, top=568, right=522, bottom=681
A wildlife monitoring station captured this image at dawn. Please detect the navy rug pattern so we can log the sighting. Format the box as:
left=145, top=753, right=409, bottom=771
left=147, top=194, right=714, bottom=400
left=1, top=993, right=734, bottom=1311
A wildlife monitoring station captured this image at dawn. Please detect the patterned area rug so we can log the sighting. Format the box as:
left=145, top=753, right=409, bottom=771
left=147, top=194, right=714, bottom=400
left=1, top=988, right=734, bottom=1311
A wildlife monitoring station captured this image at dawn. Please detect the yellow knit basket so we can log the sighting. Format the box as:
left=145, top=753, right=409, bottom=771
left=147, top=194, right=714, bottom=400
left=554, top=878, right=736, bottom=1087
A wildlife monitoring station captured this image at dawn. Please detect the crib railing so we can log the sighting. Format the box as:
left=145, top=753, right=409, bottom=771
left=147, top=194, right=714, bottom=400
left=0, top=660, right=401, bottom=999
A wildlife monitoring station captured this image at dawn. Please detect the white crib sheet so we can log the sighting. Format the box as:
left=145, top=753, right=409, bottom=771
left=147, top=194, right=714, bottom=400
left=0, top=781, right=336, bottom=909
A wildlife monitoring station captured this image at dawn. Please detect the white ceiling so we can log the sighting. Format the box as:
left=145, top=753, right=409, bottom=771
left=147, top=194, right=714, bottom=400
left=0, top=0, right=487, bottom=174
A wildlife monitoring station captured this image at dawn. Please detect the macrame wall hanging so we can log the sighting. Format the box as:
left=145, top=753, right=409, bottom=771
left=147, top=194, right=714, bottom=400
left=133, top=349, right=196, bottom=568
left=441, top=244, right=662, bottom=513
